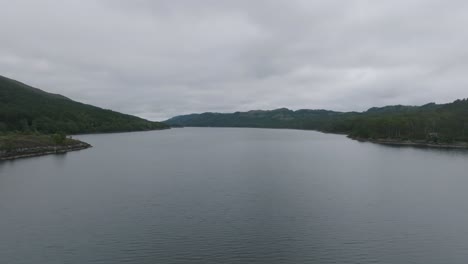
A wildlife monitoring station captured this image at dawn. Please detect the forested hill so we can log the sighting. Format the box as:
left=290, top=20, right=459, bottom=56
left=166, top=108, right=343, bottom=129
left=165, top=99, right=468, bottom=143
left=0, top=75, right=169, bottom=134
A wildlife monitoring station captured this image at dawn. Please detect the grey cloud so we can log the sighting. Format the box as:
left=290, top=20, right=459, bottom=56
left=1, top=0, right=468, bottom=120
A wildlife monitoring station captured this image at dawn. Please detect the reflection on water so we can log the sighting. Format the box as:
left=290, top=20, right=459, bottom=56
left=51, top=152, right=68, bottom=167
left=1, top=128, right=468, bottom=264
left=358, top=140, right=468, bottom=157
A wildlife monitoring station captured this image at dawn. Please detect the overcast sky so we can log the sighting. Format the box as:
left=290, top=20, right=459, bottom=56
left=1, top=0, right=468, bottom=120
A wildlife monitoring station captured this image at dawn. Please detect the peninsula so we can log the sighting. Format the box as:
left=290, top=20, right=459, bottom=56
left=0, top=75, right=169, bottom=160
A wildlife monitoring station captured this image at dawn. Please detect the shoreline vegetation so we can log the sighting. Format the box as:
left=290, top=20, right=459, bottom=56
left=0, top=75, right=170, bottom=161
left=0, top=75, right=170, bottom=135
left=0, top=134, right=92, bottom=161
left=3, top=72, right=468, bottom=160
left=349, top=136, right=468, bottom=149
left=165, top=99, right=468, bottom=150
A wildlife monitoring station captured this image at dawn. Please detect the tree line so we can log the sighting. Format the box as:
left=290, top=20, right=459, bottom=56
left=166, top=99, right=468, bottom=143
left=0, top=75, right=169, bottom=134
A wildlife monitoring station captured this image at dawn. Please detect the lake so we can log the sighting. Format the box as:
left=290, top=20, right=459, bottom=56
left=1, top=127, right=468, bottom=263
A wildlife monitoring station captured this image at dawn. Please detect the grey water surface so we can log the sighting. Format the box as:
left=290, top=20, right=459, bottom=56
left=1, top=127, right=468, bottom=264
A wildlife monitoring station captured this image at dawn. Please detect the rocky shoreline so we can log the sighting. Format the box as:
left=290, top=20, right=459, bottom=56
left=351, top=137, right=468, bottom=149
left=0, top=142, right=92, bottom=161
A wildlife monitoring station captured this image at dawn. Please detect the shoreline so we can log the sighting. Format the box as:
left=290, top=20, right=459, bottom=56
left=351, top=137, right=468, bottom=149
left=0, top=142, right=92, bottom=161
left=0, top=128, right=169, bottom=162
left=176, top=126, right=468, bottom=150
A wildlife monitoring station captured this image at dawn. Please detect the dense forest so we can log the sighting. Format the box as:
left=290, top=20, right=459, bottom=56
left=166, top=100, right=468, bottom=143
left=0, top=75, right=169, bottom=134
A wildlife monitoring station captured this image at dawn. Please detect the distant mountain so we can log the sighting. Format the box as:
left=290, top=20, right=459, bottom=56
left=0, top=75, right=169, bottom=134
left=166, top=99, right=468, bottom=143
left=166, top=108, right=344, bottom=130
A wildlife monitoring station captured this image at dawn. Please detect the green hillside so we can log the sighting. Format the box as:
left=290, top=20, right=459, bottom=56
left=166, top=99, right=468, bottom=143
left=165, top=108, right=344, bottom=129
left=0, top=75, right=169, bottom=134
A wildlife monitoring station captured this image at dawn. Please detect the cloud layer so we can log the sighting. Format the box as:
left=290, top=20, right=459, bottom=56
left=1, top=0, right=468, bottom=120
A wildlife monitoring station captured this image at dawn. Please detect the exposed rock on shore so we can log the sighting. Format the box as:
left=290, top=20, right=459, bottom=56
left=0, top=142, right=91, bottom=160
left=351, top=137, right=468, bottom=149
left=0, top=135, right=92, bottom=161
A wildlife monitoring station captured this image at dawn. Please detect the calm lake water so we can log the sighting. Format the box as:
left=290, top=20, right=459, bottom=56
left=2, top=128, right=468, bottom=263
